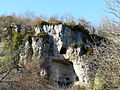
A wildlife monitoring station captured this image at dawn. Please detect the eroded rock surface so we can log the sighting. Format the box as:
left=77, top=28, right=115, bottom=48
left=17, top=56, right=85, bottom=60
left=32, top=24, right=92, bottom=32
left=0, top=24, right=98, bottom=89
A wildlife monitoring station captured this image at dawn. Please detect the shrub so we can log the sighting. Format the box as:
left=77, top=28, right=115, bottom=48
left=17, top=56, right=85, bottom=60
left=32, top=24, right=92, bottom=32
left=79, top=42, right=85, bottom=47
left=71, top=42, right=85, bottom=48
left=72, top=43, right=79, bottom=48
left=83, top=28, right=89, bottom=35
left=37, top=32, right=47, bottom=38
left=0, top=35, right=22, bottom=72
left=49, top=20, right=62, bottom=25
left=12, top=32, right=22, bottom=46
left=65, top=20, right=76, bottom=26
left=86, top=48, right=94, bottom=56
left=89, top=34, right=105, bottom=44
left=93, top=76, right=105, bottom=90
left=35, top=20, right=49, bottom=28
left=24, top=34, right=34, bottom=40
left=0, top=16, right=21, bottom=28
left=68, top=24, right=90, bottom=35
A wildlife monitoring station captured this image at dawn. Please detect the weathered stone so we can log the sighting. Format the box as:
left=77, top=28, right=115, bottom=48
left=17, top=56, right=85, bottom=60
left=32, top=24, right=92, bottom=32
left=17, top=24, right=97, bottom=88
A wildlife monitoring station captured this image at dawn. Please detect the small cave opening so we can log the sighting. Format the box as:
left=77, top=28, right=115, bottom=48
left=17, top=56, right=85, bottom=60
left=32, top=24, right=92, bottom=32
left=60, top=47, right=67, bottom=54
left=57, top=77, right=72, bottom=88
left=75, top=76, right=79, bottom=81
left=80, top=46, right=87, bottom=55
left=0, top=37, right=1, bottom=43
left=66, top=77, right=70, bottom=82
left=26, top=34, right=33, bottom=46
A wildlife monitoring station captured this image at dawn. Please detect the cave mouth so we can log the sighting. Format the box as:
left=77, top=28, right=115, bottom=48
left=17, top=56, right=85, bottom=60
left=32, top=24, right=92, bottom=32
left=75, top=76, right=79, bottom=81
left=60, top=47, right=67, bottom=54
left=51, top=59, right=79, bottom=89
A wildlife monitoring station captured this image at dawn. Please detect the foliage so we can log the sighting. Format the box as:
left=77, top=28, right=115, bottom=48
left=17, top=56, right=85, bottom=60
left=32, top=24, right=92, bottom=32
left=12, top=32, right=22, bottom=46
left=0, top=16, right=22, bottom=28
left=71, top=42, right=94, bottom=56
left=71, top=42, right=85, bottom=48
left=86, top=48, right=94, bottom=56
left=35, top=20, right=62, bottom=28
left=0, top=39, right=19, bottom=71
left=34, top=20, right=49, bottom=28
left=37, top=32, right=48, bottom=38
left=0, top=14, right=119, bottom=90
left=0, top=30, right=23, bottom=73
left=24, top=34, right=34, bottom=40
left=49, top=20, right=62, bottom=25
left=67, top=24, right=90, bottom=36
left=65, top=20, right=76, bottom=26
left=89, top=34, right=105, bottom=44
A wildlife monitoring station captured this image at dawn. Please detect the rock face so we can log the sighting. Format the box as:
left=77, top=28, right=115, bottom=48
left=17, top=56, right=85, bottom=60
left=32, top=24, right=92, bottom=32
left=0, top=24, right=97, bottom=89
left=18, top=24, right=97, bottom=88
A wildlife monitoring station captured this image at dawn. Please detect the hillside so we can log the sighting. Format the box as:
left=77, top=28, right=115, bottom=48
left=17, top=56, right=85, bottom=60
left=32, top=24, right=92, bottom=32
left=0, top=16, right=120, bottom=90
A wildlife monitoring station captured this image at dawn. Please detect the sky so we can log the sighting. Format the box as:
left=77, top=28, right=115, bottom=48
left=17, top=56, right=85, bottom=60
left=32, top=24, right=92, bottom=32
left=0, top=0, right=106, bottom=25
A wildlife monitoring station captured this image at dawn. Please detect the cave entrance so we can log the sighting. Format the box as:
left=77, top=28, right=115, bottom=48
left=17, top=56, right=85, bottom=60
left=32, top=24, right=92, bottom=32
left=50, top=59, right=79, bottom=89
left=60, top=47, right=67, bottom=54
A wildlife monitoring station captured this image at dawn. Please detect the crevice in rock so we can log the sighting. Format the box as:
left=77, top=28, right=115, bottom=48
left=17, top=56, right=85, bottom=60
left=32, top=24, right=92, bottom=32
left=28, top=36, right=32, bottom=46
left=60, top=47, right=67, bottom=54
left=75, top=76, right=79, bottom=81
left=27, top=36, right=33, bottom=59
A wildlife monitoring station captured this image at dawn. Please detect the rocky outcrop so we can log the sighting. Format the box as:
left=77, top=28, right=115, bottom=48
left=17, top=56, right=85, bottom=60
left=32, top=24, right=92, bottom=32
left=18, top=24, right=97, bottom=88
left=0, top=24, right=98, bottom=89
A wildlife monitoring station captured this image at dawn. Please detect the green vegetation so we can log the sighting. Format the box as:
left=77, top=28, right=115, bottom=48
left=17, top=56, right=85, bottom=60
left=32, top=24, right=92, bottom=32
left=89, top=34, right=105, bottom=44
left=49, top=20, right=62, bottom=25
left=34, top=20, right=49, bottom=27
left=35, top=20, right=62, bottom=28
left=0, top=19, right=23, bottom=72
left=71, top=42, right=94, bottom=56
left=12, top=32, right=23, bottom=46
left=93, top=76, right=105, bottom=90
left=0, top=16, right=22, bottom=28
left=24, top=32, right=47, bottom=40
left=66, top=23, right=90, bottom=35
left=65, top=20, right=76, bottom=26
left=71, top=42, right=85, bottom=48
left=0, top=14, right=119, bottom=90
left=24, top=34, right=34, bottom=40
left=0, top=38, right=20, bottom=71
left=86, top=48, right=94, bottom=56
left=37, top=32, right=48, bottom=38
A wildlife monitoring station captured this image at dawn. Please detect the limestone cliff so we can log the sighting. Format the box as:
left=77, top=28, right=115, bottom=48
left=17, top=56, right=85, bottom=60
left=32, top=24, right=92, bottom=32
left=0, top=24, right=100, bottom=89
left=18, top=24, right=98, bottom=88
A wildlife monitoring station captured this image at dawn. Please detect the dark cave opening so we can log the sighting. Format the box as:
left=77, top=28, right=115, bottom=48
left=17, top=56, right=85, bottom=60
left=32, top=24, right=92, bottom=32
left=60, top=47, right=67, bottom=54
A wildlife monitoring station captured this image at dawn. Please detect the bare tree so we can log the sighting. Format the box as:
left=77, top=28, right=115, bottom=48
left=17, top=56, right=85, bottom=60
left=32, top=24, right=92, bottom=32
left=105, top=0, right=120, bottom=21
left=22, top=11, right=36, bottom=19
left=94, top=17, right=120, bottom=90
left=100, top=17, right=120, bottom=42
left=48, top=15, right=59, bottom=23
